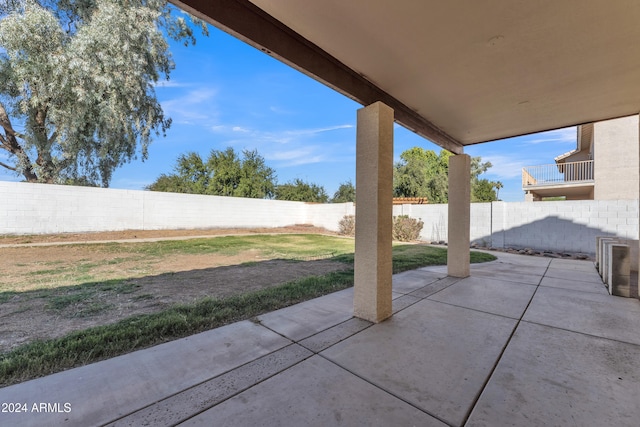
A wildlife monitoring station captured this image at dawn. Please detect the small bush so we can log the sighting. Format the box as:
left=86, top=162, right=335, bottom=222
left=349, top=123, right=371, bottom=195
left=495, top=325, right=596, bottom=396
left=338, top=215, right=424, bottom=242
left=338, top=215, right=356, bottom=236
left=392, top=215, right=424, bottom=241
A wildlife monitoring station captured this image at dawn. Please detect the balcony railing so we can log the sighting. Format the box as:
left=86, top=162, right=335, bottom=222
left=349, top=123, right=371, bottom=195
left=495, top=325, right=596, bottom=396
left=522, top=160, right=594, bottom=188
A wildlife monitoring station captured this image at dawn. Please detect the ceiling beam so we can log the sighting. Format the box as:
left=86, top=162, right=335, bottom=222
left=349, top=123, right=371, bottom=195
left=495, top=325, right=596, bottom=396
left=171, top=0, right=464, bottom=154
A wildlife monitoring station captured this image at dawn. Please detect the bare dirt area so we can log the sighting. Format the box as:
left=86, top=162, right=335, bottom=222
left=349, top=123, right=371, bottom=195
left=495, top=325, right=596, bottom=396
left=0, top=224, right=335, bottom=245
left=0, top=226, right=350, bottom=352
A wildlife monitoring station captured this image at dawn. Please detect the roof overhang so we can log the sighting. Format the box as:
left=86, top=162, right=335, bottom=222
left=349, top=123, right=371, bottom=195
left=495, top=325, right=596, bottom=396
left=172, top=0, right=640, bottom=153
left=554, top=123, right=593, bottom=163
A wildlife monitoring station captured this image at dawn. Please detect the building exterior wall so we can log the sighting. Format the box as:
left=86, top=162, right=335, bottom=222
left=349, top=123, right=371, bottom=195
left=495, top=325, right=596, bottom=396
left=524, top=115, right=638, bottom=201
left=563, top=149, right=591, bottom=163
left=592, top=115, right=639, bottom=200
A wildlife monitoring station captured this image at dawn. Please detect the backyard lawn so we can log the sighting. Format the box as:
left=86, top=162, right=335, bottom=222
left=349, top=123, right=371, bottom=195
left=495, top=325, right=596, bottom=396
left=0, top=231, right=495, bottom=386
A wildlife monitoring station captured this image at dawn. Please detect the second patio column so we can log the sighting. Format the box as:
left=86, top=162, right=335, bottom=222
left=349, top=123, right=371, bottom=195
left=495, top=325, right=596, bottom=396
left=448, top=153, right=471, bottom=277
left=354, top=101, right=394, bottom=323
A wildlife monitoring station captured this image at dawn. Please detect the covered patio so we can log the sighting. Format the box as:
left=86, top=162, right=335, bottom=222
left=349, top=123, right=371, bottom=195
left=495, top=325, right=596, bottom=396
left=2, top=1, right=639, bottom=425
left=2, top=252, right=639, bottom=425
left=168, top=0, right=640, bottom=323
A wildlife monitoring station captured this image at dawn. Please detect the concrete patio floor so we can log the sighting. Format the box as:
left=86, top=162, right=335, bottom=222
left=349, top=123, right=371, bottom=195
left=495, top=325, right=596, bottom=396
left=2, top=252, right=640, bottom=426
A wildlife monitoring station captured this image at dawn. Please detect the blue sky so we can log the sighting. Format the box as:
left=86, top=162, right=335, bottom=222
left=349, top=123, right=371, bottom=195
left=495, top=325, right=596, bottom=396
left=0, top=18, right=578, bottom=202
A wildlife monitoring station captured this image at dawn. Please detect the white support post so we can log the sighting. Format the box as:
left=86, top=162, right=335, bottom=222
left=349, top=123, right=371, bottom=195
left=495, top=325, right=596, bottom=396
left=354, top=102, right=394, bottom=323
left=448, top=154, right=471, bottom=278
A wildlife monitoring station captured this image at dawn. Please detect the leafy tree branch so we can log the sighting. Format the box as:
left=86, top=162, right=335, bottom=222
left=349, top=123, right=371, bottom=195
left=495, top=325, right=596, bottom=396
left=0, top=0, right=207, bottom=186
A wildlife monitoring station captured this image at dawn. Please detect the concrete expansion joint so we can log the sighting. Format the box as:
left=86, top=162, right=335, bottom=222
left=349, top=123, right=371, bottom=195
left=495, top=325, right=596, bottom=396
left=407, top=277, right=462, bottom=299
left=462, top=262, right=550, bottom=425
left=521, top=319, right=640, bottom=348
left=108, top=342, right=317, bottom=426
left=318, top=353, right=454, bottom=427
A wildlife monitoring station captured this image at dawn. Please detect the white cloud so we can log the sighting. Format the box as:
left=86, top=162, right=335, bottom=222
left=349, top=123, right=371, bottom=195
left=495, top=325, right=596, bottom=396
left=161, top=88, right=219, bottom=125
left=267, top=147, right=326, bottom=166
left=205, top=123, right=354, bottom=167
left=285, top=124, right=354, bottom=136
left=208, top=123, right=353, bottom=145
left=153, top=80, right=190, bottom=88
left=232, top=126, right=250, bottom=133
left=480, top=154, right=530, bottom=180
left=524, top=127, right=576, bottom=145
left=269, top=106, right=295, bottom=115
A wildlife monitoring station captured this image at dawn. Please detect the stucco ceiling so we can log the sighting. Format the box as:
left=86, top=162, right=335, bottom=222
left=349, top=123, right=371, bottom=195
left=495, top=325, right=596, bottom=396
left=173, top=0, right=640, bottom=153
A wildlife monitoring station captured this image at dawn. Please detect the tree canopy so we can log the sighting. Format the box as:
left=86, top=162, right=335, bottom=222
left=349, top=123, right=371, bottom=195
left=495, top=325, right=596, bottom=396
left=275, top=178, right=329, bottom=203
left=393, top=148, right=451, bottom=203
left=149, top=145, right=501, bottom=204
left=147, top=147, right=277, bottom=198
left=0, top=0, right=206, bottom=186
left=332, top=180, right=355, bottom=203
left=393, top=147, right=501, bottom=203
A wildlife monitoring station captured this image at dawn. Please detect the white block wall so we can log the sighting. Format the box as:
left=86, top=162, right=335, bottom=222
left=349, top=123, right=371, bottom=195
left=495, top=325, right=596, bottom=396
left=393, top=203, right=493, bottom=245
left=1, top=181, right=144, bottom=234
left=141, top=190, right=308, bottom=230
left=1, top=181, right=637, bottom=255
left=304, top=202, right=355, bottom=231
left=393, top=204, right=450, bottom=242
left=496, top=200, right=638, bottom=254
left=394, top=199, right=637, bottom=255
left=0, top=181, right=334, bottom=234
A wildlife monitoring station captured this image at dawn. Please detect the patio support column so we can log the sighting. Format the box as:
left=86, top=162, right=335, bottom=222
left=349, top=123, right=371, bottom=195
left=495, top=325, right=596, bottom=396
left=354, top=101, right=394, bottom=323
left=448, top=153, right=471, bottom=278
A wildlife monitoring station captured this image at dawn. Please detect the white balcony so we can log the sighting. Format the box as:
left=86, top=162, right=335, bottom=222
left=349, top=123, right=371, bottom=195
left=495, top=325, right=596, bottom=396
left=522, top=160, right=594, bottom=200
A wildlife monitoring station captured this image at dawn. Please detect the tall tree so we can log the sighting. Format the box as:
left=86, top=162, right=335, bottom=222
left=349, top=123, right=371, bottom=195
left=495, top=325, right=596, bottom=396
left=147, top=147, right=277, bottom=199
left=0, top=0, right=206, bottom=186
left=332, top=180, right=355, bottom=203
left=470, top=156, right=500, bottom=202
left=393, top=147, right=451, bottom=203
left=494, top=181, right=504, bottom=200
left=393, top=147, right=500, bottom=203
left=275, top=178, right=329, bottom=203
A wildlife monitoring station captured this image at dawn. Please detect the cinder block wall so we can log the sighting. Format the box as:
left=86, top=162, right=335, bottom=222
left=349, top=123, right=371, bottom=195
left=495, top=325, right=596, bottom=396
left=1, top=181, right=145, bottom=234
left=395, top=203, right=494, bottom=245
left=1, top=181, right=312, bottom=233
left=1, top=181, right=637, bottom=255
left=141, top=190, right=308, bottom=230
left=497, top=200, right=638, bottom=253
left=304, top=202, right=355, bottom=231
left=407, top=199, right=637, bottom=255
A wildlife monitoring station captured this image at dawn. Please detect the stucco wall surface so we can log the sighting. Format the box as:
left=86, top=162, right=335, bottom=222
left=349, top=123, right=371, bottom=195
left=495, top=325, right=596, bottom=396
left=593, top=115, right=639, bottom=200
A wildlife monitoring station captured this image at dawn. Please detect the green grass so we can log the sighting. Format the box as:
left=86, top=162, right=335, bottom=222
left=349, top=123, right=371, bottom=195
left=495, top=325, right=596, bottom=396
left=335, top=244, right=495, bottom=273
left=105, top=234, right=355, bottom=258
left=0, top=291, right=18, bottom=304
left=1, top=235, right=357, bottom=293
left=0, top=243, right=495, bottom=386
left=47, top=292, right=94, bottom=310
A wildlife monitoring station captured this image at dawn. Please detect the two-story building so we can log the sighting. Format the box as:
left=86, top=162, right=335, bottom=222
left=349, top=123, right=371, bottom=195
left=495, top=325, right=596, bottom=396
left=522, top=115, right=639, bottom=201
